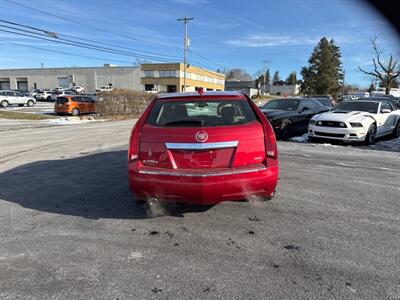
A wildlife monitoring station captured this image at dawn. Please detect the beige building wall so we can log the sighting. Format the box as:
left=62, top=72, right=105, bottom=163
left=140, top=63, right=225, bottom=92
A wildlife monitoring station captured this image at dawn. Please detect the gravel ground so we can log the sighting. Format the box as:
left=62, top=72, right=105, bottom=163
left=0, top=120, right=399, bottom=299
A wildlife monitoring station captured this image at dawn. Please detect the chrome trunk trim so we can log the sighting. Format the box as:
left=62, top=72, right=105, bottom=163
left=165, top=141, right=238, bottom=150
left=139, top=165, right=267, bottom=177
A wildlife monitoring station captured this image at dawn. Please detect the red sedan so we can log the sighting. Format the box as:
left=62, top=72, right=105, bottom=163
left=128, top=90, right=278, bottom=205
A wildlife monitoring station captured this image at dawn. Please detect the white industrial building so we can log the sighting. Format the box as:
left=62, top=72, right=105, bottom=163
left=0, top=64, right=141, bottom=92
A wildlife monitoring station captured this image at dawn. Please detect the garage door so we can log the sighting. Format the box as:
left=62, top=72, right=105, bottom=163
left=58, top=77, right=70, bottom=88
left=17, top=81, right=28, bottom=90
left=0, top=81, right=11, bottom=90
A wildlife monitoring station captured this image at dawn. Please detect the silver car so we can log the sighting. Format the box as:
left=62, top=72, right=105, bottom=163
left=0, top=90, right=37, bottom=107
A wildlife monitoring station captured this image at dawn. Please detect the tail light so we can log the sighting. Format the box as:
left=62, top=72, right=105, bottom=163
left=245, top=94, right=277, bottom=161
left=128, top=97, right=157, bottom=162
left=263, top=121, right=277, bottom=159
left=128, top=122, right=140, bottom=162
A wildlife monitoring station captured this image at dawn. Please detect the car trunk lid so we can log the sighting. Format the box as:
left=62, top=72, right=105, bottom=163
left=140, top=122, right=265, bottom=170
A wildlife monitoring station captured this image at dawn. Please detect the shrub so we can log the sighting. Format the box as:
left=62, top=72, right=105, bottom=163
left=96, top=89, right=155, bottom=118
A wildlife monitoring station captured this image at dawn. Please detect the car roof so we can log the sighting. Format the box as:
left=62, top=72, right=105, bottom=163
left=339, top=100, right=381, bottom=104
left=156, top=91, right=246, bottom=100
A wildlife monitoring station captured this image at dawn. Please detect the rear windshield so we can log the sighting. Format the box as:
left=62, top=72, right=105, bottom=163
left=146, top=99, right=257, bottom=127
left=334, top=101, right=379, bottom=113
left=55, top=97, right=69, bottom=104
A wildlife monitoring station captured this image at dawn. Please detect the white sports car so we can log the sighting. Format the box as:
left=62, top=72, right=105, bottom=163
left=308, top=99, right=400, bottom=145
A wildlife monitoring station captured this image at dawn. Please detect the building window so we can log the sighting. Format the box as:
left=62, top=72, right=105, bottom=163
left=143, top=71, right=154, bottom=78
left=145, top=84, right=155, bottom=91
left=159, top=70, right=176, bottom=77
left=167, top=85, right=177, bottom=93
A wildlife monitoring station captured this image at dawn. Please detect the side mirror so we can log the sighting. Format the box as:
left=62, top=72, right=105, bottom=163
left=381, top=109, right=391, bottom=114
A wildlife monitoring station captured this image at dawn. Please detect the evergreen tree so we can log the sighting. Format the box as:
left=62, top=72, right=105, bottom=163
left=272, top=71, right=280, bottom=85
left=300, top=37, right=344, bottom=98
left=285, top=72, right=297, bottom=85
left=367, top=83, right=376, bottom=93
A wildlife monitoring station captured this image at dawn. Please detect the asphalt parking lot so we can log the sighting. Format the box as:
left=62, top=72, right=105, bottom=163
left=0, top=120, right=399, bottom=299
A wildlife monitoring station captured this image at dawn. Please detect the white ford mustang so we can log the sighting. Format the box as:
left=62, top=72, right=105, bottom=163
left=308, top=100, right=400, bottom=144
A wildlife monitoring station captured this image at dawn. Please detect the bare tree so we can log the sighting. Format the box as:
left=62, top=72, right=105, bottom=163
left=225, top=68, right=252, bottom=82
left=358, top=36, right=400, bottom=95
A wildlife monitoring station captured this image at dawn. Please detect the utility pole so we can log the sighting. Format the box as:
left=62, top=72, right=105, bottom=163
left=40, top=62, right=44, bottom=89
left=262, top=60, right=270, bottom=97
left=177, top=16, right=194, bottom=92
left=342, top=69, right=345, bottom=97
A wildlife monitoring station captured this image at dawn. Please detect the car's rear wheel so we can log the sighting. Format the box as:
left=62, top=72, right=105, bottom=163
left=392, top=120, right=400, bottom=138
left=27, top=100, right=34, bottom=107
left=1, top=100, right=9, bottom=108
left=71, top=108, right=80, bottom=116
left=46, top=96, right=52, bottom=101
left=364, top=123, right=377, bottom=145
left=280, top=119, right=293, bottom=140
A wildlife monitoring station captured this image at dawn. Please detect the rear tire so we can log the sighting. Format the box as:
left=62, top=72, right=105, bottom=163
left=71, top=108, right=80, bottom=116
left=280, top=119, right=293, bottom=140
left=392, top=120, right=400, bottom=138
left=1, top=100, right=8, bottom=108
left=27, top=100, right=34, bottom=107
left=364, top=123, right=377, bottom=145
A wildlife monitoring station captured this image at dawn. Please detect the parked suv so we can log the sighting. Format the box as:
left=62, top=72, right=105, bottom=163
left=95, top=86, right=113, bottom=92
left=35, top=90, right=52, bottom=101
left=128, top=90, right=278, bottom=205
left=50, top=90, right=76, bottom=101
left=0, top=90, right=36, bottom=107
left=72, top=86, right=85, bottom=94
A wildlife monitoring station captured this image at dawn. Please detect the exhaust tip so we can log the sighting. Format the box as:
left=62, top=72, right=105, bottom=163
left=147, top=197, right=159, bottom=206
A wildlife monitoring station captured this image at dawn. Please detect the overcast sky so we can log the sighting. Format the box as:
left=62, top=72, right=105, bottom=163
left=1, top=0, right=399, bottom=87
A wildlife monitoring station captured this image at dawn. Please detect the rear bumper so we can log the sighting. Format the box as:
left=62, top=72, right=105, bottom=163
left=128, top=162, right=278, bottom=205
left=54, top=106, right=72, bottom=114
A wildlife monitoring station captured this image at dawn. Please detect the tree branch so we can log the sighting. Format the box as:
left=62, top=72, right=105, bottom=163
left=358, top=66, right=382, bottom=79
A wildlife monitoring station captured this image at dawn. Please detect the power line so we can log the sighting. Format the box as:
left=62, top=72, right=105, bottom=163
left=0, top=28, right=178, bottom=63
left=0, top=19, right=181, bottom=60
left=4, top=0, right=182, bottom=50
left=189, top=49, right=223, bottom=70
left=2, top=2, right=225, bottom=71
left=3, top=40, right=136, bottom=65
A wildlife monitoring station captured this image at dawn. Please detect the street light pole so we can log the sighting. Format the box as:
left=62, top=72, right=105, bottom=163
left=177, top=16, right=194, bottom=92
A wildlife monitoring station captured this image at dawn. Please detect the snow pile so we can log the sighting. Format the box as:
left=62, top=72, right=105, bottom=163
left=289, top=133, right=400, bottom=152
left=289, top=133, right=309, bottom=143
left=369, top=137, right=400, bottom=152
left=44, top=117, right=103, bottom=126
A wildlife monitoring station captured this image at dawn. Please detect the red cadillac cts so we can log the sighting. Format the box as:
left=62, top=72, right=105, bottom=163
left=128, top=90, right=278, bottom=205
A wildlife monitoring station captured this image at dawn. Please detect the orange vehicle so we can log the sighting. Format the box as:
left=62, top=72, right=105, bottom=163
left=54, top=95, right=96, bottom=116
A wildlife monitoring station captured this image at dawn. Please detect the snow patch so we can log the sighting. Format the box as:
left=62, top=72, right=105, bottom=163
left=127, top=251, right=143, bottom=260
left=369, top=137, right=400, bottom=152
left=45, top=117, right=103, bottom=126
left=289, top=133, right=309, bottom=143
